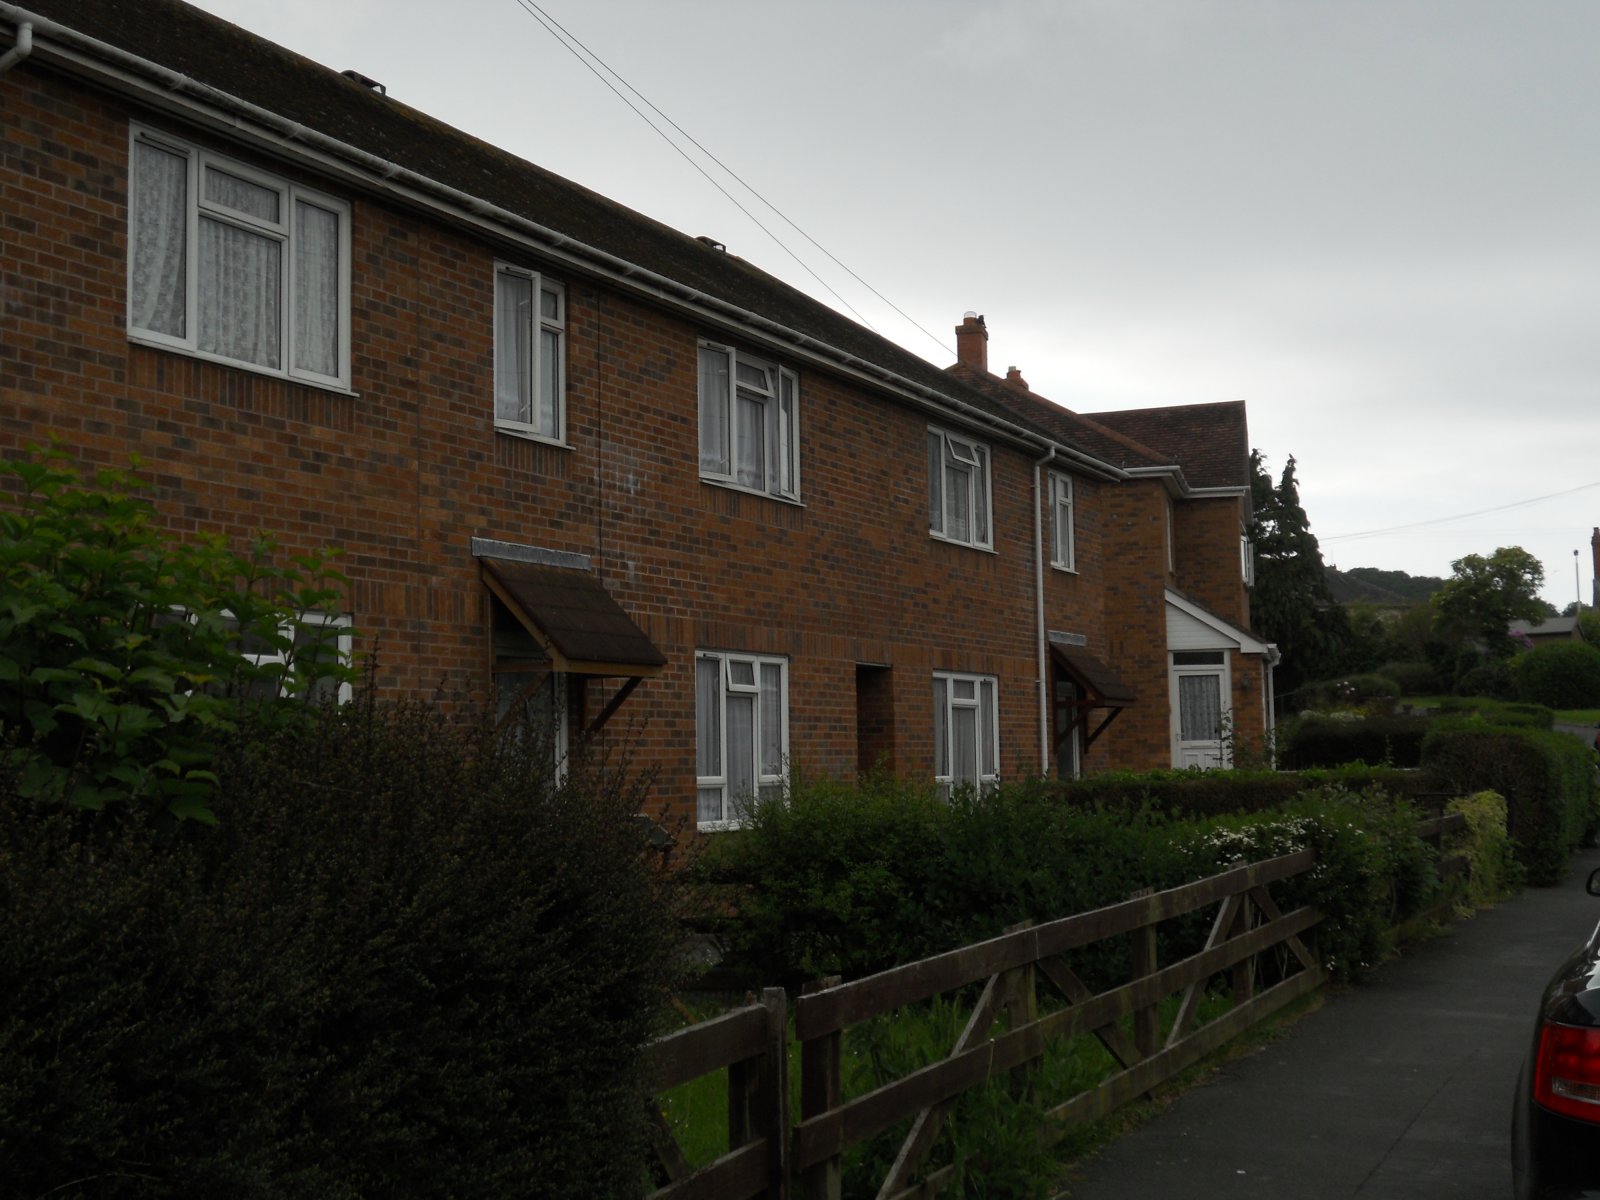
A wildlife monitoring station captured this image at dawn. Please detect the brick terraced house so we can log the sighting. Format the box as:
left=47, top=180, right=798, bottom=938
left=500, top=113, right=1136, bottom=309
left=0, top=0, right=1278, bottom=835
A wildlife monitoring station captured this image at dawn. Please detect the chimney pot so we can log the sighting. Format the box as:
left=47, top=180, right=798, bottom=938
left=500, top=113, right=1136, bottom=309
left=1004, top=365, right=1029, bottom=391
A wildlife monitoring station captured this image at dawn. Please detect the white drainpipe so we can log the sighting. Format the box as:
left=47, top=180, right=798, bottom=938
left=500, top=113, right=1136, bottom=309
left=0, top=20, right=32, bottom=76
left=1033, top=445, right=1057, bottom=774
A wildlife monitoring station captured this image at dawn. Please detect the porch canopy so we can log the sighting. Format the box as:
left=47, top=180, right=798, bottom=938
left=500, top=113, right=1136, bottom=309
left=1050, top=643, right=1136, bottom=757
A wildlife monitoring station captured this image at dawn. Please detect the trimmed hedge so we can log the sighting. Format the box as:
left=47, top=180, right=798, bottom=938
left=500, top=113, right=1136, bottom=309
left=1420, top=718, right=1595, bottom=884
left=1276, top=713, right=1432, bottom=770
left=0, top=700, right=680, bottom=1198
left=1514, top=641, right=1600, bottom=709
left=694, top=774, right=1476, bottom=990
left=1051, top=764, right=1442, bottom=818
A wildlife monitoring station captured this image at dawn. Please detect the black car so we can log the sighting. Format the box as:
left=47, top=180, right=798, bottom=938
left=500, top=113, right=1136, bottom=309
left=1513, top=867, right=1600, bottom=1199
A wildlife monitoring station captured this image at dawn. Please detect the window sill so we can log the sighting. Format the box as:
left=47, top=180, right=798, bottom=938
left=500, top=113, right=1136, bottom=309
left=701, top=477, right=805, bottom=508
left=1050, top=562, right=1079, bottom=575
left=495, top=424, right=569, bottom=450
left=128, top=333, right=358, bottom=398
left=929, top=531, right=997, bottom=555
left=696, top=819, right=750, bottom=834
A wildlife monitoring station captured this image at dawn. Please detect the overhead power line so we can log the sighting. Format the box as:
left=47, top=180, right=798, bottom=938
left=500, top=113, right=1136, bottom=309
left=1321, top=481, right=1600, bottom=544
left=509, top=0, right=957, bottom=359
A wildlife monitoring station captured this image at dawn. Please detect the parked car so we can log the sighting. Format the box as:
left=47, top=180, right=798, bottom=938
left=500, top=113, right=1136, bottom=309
left=1513, top=867, right=1600, bottom=1198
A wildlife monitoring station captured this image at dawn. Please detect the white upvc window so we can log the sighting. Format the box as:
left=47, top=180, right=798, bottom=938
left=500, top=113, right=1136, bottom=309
left=928, top=427, right=993, bottom=549
left=495, top=668, right=570, bottom=775
left=127, top=126, right=351, bottom=389
left=494, top=263, right=566, bottom=441
left=933, top=671, right=999, bottom=796
left=696, top=651, right=788, bottom=829
left=204, top=610, right=353, bottom=703
left=1241, top=530, right=1256, bottom=587
left=1049, top=471, right=1076, bottom=571
left=698, top=341, right=800, bottom=499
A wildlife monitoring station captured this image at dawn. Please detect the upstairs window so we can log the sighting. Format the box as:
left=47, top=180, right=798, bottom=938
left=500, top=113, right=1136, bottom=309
left=494, top=264, right=566, bottom=441
left=698, top=341, right=799, bottom=499
left=696, top=651, right=787, bottom=829
left=933, top=671, right=999, bottom=796
left=928, top=427, right=992, bottom=549
left=1049, top=471, right=1076, bottom=570
left=128, top=127, right=350, bottom=388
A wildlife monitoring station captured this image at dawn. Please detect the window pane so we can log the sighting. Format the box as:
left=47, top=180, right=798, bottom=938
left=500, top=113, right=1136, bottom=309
left=779, top=373, right=797, bottom=494
left=932, top=677, right=948, bottom=777
left=696, top=656, right=722, bottom=777
left=539, top=285, right=559, bottom=322
left=736, top=361, right=770, bottom=392
left=945, top=462, right=970, bottom=542
left=204, top=166, right=280, bottom=222
left=735, top=393, right=765, bottom=488
left=726, top=693, right=756, bottom=815
left=927, top=432, right=944, bottom=533
left=759, top=663, right=782, bottom=776
left=728, top=660, right=756, bottom=688
left=1179, top=674, right=1223, bottom=741
left=130, top=141, right=188, bottom=337
left=698, top=346, right=731, bottom=474
left=972, top=446, right=990, bottom=543
left=539, top=327, right=560, bottom=435
left=293, top=200, right=340, bottom=378
left=495, top=271, right=533, bottom=424
left=198, top=217, right=281, bottom=368
left=697, top=787, right=725, bottom=826
left=980, top=679, right=996, bottom=776
left=952, top=707, right=978, bottom=789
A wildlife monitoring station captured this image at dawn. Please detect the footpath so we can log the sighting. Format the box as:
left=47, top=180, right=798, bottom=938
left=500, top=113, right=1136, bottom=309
left=1061, top=845, right=1600, bottom=1199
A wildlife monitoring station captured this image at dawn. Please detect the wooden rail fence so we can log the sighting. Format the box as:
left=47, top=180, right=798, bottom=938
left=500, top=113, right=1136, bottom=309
left=646, top=847, right=1338, bottom=1199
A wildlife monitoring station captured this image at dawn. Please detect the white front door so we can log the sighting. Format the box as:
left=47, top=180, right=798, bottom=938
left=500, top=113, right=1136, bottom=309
left=1171, top=652, right=1231, bottom=769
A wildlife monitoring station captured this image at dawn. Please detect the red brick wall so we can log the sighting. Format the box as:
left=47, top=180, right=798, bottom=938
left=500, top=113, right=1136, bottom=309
left=0, top=64, right=1087, bottom=831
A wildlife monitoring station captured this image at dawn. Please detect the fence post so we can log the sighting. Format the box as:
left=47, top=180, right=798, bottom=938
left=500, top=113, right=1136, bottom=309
left=800, top=976, right=843, bottom=1200
left=1231, top=891, right=1255, bottom=1003
left=727, top=988, right=790, bottom=1198
left=1128, top=887, right=1159, bottom=1060
left=1002, top=920, right=1039, bottom=1087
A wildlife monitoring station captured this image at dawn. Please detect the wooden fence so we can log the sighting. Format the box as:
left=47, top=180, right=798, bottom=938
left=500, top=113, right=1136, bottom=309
left=646, top=847, right=1329, bottom=1200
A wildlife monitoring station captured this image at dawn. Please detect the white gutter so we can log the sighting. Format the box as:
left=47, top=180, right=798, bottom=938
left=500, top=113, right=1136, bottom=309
left=0, top=4, right=1136, bottom=475
left=0, top=17, right=30, bottom=74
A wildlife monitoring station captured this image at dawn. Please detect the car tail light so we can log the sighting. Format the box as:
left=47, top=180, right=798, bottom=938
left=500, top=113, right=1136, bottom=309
left=1534, top=1021, right=1600, bottom=1122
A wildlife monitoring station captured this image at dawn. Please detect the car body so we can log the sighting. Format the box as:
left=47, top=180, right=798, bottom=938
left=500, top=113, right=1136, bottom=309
left=1513, top=867, right=1600, bottom=1199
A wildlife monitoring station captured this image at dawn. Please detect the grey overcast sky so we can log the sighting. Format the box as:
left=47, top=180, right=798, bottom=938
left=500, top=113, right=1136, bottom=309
left=185, top=0, right=1600, bottom=610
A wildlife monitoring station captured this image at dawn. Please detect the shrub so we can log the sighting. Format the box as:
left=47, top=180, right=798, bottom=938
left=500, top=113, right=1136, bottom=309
left=0, top=699, right=679, bottom=1198
left=1455, top=661, right=1515, bottom=699
left=1444, top=791, right=1520, bottom=910
left=1421, top=719, right=1593, bottom=884
left=1287, top=673, right=1402, bottom=714
left=0, top=447, right=354, bottom=822
left=1276, top=713, right=1431, bottom=770
left=1375, top=660, right=1442, bottom=695
left=1513, top=641, right=1600, bottom=710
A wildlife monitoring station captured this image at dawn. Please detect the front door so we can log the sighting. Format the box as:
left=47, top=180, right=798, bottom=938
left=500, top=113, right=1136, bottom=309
left=1171, top=651, right=1230, bottom=769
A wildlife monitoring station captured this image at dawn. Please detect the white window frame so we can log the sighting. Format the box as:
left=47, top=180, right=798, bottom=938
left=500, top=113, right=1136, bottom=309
left=493, top=262, right=566, bottom=443
left=932, top=670, right=1000, bottom=796
left=1241, top=530, right=1256, bottom=586
left=696, top=650, right=788, bottom=830
left=1049, top=470, right=1076, bottom=571
left=928, top=426, right=994, bottom=550
left=127, top=125, right=352, bottom=390
left=698, top=340, right=800, bottom=500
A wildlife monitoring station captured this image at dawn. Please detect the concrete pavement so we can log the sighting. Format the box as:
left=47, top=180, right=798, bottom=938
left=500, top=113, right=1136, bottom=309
left=1061, top=847, right=1600, bottom=1199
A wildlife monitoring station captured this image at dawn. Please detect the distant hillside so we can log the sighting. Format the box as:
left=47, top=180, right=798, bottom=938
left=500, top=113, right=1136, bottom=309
left=1324, top=565, right=1445, bottom=606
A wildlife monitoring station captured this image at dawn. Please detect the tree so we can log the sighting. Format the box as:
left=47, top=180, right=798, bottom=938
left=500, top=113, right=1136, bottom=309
left=1431, top=546, right=1547, bottom=662
left=0, top=446, right=353, bottom=821
left=1248, top=451, right=1352, bottom=695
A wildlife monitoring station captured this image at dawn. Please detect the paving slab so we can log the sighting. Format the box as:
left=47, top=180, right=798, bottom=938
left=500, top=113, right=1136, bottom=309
left=1061, top=847, right=1600, bottom=1199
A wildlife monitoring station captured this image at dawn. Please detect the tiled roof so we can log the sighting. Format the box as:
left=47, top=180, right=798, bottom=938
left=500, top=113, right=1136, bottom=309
left=11, top=0, right=1065, bottom=445
left=1080, top=401, right=1251, bottom=490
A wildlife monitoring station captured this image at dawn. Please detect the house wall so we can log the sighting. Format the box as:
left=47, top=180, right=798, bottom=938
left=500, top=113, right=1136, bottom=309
left=2, top=60, right=1095, bottom=830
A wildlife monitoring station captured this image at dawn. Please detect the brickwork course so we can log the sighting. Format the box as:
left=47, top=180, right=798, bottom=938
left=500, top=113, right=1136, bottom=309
left=0, top=0, right=1280, bottom=835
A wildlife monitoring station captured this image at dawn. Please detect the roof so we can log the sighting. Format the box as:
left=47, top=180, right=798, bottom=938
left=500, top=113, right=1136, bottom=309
left=1051, top=645, right=1137, bottom=706
left=1079, top=402, right=1252, bottom=490
left=1510, top=617, right=1586, bottom=641
left=480, top=557, right=665, bottom=676
left=6, top=0, right=1068, bottom=448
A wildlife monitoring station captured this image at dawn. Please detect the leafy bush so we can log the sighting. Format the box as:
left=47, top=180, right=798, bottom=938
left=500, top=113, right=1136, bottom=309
left=1455, top=661, right=1515, bottom=699
left=0, top=700, right=680, bottom=1198
left=1375, top=660, right=1442, bottom=695
left=1276, top=713, right=1431, bottom=770
left=1421, top=719, right=1594, bottom=884
left=1055, top=764, right=1436, bottom=819
left=1444, top=790, right=1520, bottom=910
left=0, top=447, right=354, bottom=822
left=1435, top=697, right=1554, bottom=729
left=1513, top=641, right=1600, bottom=710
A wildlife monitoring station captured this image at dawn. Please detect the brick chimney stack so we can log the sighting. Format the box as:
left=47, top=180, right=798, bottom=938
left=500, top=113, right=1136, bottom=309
left=955, top=312, right=988, bottom=372
left=1004, top=365, right=1030, bottom=392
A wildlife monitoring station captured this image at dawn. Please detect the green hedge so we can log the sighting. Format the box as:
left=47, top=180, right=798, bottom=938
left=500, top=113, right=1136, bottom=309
left=1420, top=718, right=1594, bottom=884
left=1276, top=713, right=1432, bottom=770
left=1048, top=764, right=1441, bottom=818
left=0, top=701, right=679, bottom=1198
left=694, top=775, right=1475, bottom=990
